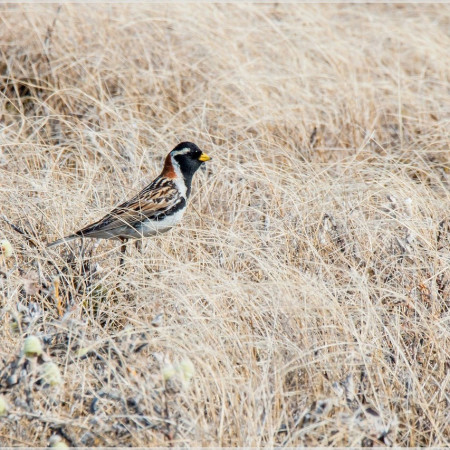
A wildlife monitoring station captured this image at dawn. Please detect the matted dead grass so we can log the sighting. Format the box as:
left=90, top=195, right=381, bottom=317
left=0, top=3, right=449, bottom=447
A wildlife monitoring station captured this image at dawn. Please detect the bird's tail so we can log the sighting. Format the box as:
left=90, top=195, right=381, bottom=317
left=47, top=234, right=79, bottom=248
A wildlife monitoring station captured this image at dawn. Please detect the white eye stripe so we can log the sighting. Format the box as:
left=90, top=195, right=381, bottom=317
left=171, top=147, right=192, bottom=157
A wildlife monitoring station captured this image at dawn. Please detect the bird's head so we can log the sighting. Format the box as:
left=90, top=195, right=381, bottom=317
left=163, top=142, right=211, bottom=183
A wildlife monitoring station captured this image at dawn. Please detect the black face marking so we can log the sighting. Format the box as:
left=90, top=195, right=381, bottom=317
left=170, top=142, right=206, bottom=193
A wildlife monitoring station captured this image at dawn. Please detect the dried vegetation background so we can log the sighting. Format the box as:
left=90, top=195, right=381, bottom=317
left=0, top=3, right=449, bottom=447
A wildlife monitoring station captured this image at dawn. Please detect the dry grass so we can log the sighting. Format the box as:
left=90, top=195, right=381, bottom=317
left=0, top=3, right=449, bottom=447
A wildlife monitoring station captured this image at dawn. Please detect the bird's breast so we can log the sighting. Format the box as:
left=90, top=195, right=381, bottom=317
left=137, top=207, right=186, bottom=237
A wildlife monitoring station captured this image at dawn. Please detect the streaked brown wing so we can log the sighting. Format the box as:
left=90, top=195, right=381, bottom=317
left=77, top=178, right=182, bottom=236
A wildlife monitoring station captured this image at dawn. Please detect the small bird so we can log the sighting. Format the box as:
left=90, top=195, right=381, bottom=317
left=48, top=142, right=211, bottom=263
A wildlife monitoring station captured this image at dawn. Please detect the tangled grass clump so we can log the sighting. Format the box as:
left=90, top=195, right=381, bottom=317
left=0, top=4, right=449, bottom=447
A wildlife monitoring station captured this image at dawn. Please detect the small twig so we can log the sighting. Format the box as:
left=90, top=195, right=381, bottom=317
left=309, top=126, right=318, bottom=147
left=43, top=5, right=62, bottom=63
left=162, top=381, right=174, bottom=445
left=322, top=214, right=347, bottom=254
left=437, top=219, right=449, bottom=249
left=1, top=215, right=39, bottom=248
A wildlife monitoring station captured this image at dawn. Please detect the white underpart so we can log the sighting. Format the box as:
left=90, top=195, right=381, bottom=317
left=170, top=154, right=188, bottom=197
left=137, top=207, right=186, bottom=237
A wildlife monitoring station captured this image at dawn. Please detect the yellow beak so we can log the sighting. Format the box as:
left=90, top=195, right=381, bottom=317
left=198, top=153, right=211, bottom=162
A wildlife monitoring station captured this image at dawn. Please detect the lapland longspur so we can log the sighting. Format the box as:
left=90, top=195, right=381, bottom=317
left=48, top=142, right=211, bottom=260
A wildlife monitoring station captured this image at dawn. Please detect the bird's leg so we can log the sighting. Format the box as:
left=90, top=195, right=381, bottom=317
left=80, top=239, right=90, bottom=279
left=119, top=238, right=128, bottom=267
left=135, top=239, right=143, bottom=253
